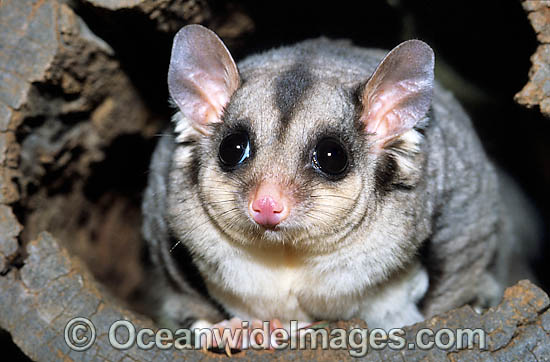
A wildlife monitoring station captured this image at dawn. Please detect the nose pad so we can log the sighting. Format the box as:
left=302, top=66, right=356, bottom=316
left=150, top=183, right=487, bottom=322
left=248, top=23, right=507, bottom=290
left=249, top=184, right=290, bottom=227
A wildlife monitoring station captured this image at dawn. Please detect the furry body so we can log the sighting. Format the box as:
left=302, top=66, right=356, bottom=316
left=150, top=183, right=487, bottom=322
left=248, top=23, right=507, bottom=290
left=142, top=29, right=535, bottom=330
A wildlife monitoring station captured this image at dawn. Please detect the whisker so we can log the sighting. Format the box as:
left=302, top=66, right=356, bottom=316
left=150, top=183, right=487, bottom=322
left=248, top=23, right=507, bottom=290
left=170, top=207, right=245, bottom=253
left=205, top=199, right=238, bottom=205
left=309, top=194, right=356, bottom=201
left=310, top=203, right=352, bottom=212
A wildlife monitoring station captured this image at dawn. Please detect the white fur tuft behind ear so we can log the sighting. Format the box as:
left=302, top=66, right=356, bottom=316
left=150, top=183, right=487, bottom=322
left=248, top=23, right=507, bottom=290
left=168, top=24, right=240, bottom=135
left=360, top=39, right=434, bottom=147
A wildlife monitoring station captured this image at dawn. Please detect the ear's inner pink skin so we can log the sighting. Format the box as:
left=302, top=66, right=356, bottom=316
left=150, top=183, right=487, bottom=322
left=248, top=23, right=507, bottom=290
left=249, top=183, right=291, bottom=227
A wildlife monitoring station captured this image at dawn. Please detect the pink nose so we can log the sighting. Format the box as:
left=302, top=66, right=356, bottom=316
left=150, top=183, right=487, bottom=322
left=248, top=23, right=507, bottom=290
left=250, top=184, right=289, bottom=227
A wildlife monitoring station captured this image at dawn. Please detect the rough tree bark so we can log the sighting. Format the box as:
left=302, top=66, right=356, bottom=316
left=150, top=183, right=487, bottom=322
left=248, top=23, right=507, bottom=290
left=0, top=0, right=548, bottom=360
left=515, top=0, right=550, bottom=117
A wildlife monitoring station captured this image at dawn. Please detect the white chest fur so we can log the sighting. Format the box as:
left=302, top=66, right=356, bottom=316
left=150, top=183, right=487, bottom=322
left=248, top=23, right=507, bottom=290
left=201, top=243, right=429, bottom=330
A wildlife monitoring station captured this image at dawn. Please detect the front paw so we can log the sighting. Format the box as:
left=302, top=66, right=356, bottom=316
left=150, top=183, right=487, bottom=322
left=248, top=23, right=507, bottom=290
left=193, top=317, right=286, bottom=353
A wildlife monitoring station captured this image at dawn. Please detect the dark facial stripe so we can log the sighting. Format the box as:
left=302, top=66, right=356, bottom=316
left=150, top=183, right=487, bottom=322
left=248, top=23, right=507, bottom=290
left=189, top=145, right=201, bottom=186
left=374, top=153, right=398, bottom=197
left=274, top=63, right=314, bottom=139
left=374, top=149, right=420, bottom=198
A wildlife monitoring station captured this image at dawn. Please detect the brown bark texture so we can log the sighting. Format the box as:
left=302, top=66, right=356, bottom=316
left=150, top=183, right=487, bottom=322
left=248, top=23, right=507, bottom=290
left=515, top=0, right=550, bottom=117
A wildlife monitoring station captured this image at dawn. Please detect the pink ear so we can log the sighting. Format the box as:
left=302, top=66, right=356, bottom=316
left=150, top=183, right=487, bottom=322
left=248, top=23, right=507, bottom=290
left=168, top=25, right=240, bottom=135
left=360, top=40, right=434, bottom=147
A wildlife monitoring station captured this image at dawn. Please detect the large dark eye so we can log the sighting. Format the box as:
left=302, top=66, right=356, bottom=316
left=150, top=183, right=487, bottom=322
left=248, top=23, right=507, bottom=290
left=312, top=137, right=348, bottom=176
left=219, top=132, right=251, bottom=168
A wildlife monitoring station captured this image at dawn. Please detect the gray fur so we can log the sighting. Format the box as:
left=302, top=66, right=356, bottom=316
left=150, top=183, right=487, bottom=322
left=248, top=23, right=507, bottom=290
left=274, top=63, right=315, bottom=136
left=142, top=26, right=539, bottom=329
left=141, top=132, right=225, bottom=327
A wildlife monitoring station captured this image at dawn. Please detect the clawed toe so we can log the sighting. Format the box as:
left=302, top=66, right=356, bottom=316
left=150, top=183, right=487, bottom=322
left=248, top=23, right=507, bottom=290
left=195, top=318, right=289, bottom=353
